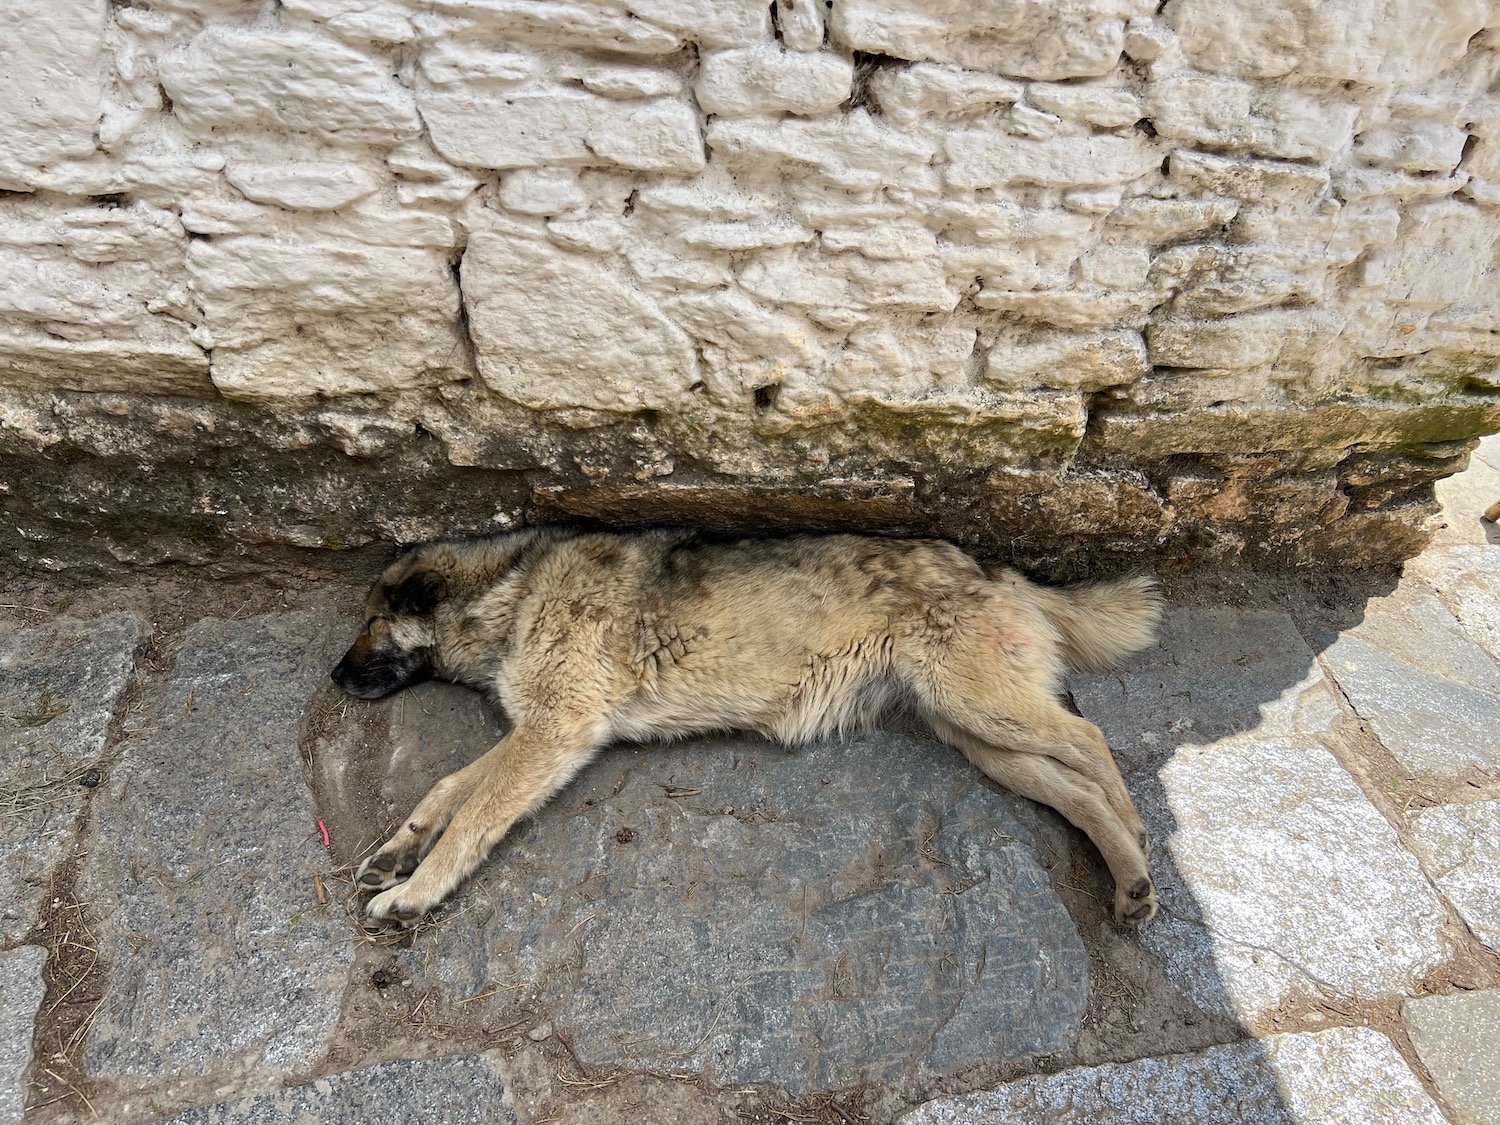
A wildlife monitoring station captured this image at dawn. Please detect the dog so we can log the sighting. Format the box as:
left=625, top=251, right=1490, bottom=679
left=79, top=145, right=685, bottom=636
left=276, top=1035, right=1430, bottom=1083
left=332, top=527, right=1162, bottom=927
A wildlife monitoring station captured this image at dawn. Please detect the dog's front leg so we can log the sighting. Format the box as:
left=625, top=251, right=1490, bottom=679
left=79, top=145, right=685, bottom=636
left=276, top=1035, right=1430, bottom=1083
left=363, top=720, right=606, bottom=925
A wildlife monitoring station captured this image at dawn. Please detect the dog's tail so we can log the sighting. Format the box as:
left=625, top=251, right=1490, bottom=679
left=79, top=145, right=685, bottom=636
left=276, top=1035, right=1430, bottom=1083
left=996, top=570, right=1163, bottom=672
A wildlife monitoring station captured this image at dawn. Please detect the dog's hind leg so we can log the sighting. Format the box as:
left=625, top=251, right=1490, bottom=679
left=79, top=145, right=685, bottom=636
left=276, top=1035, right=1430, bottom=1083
left=929, top=716, right=1156, bottom=924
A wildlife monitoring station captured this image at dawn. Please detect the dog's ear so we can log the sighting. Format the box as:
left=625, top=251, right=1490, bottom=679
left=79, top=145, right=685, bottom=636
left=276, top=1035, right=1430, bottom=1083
left=385, top=570, right=448, bottom=616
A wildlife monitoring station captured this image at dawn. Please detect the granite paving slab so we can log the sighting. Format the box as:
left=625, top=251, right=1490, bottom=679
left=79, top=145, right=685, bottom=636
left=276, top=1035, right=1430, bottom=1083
left=1319, top=586, right=1500, bottom=776
left=1406, top=799, right=1500, bottom=954
left=1403, top=990, right=1500, bottom=1125
left=1074, top=610, right=1448, bottom=1020
left=376, top=729, right=1088, bottom=1095
left=154, top=1053, right=515, bottom=1125
left=0, top=945, right=45, bottom=1125
left=83, top=612, right=354, bottom=1081
left=896, top=1026, right=1447, bottom=1124
left=1406, top=545, right=1500, bottom=664
left=1069, top=608, right=1338, bottom=773
left=0, top=613, right=147, bottom=940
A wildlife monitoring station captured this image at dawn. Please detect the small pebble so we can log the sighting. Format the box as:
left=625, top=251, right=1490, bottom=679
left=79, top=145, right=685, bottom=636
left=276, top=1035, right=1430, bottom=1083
left=528, top=1021, right=554, bottom=1041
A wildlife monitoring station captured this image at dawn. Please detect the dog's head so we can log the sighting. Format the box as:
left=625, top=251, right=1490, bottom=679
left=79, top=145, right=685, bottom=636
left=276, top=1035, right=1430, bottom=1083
left=331, top=552, right=449, bottom=699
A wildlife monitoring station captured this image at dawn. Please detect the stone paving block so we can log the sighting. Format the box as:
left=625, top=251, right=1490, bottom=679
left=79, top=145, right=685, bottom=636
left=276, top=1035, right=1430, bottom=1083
left=1407, top=545, right=1500, bottom=663
left=1407, top=799, right=1500, bottom=953
left=83, top=612, right=354, bottom=1081
left=897, top=1025, right=1447, bottom=1124
left=1321, top=603, right=1500, bottom=775
left=1074, top=610, right=1447, bottom=1020
left=381, top=730, right=1087, bottom=1095
left=0, top=613, right=147, bottom=941
left=0, top=945, right=46, bottom=1125
left=1070, top=608, right=1338, bottom=772
left=155, top=1053, right=516, bottom=1124
left=1404, top=990, right=1500, bottom=1125
left=1136, top=737, right=1447, bottom=1020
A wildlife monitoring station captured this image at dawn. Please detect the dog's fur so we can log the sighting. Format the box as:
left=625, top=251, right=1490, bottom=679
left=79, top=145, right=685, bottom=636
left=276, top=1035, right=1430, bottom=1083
left=333, top=528, right=1162, bottom=926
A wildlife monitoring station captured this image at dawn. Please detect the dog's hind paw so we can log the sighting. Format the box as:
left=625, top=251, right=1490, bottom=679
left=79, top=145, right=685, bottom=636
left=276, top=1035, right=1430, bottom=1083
left=1115, top=875, right=1157, bottom=926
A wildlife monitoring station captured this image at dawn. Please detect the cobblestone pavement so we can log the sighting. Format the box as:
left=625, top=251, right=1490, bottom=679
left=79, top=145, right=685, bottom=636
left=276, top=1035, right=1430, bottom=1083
left=3, top=442, right=1499, bottom=1124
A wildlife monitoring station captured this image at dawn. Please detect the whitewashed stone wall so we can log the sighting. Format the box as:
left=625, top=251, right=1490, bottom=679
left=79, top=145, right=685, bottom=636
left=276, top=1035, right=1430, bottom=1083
left=2, top=0, right=1499, bottom=569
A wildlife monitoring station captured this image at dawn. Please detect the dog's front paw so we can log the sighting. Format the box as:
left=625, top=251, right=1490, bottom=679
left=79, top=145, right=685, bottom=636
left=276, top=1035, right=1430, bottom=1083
left=364, top=883, right=436, bottom=930
left=1115, top=875, right=1157, bottom=926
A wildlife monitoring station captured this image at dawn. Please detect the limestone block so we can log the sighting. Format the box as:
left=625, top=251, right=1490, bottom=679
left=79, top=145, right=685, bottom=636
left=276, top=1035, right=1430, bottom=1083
left=425, top=0, right=682, bottom=54
left=776, top=0, right=825, bottom=52
left=1146, top=73, right=1359, bottom=163
left=1359, top=201, right=1497, bottom=315
left=158, top=27, right=422, bottom=144
left=576, top=64, right=683, bottom=98
left=707, top=112, right=936, bottom=190
left=988, top=469, right=1167, bottom=538
left=974, top=287, right=1161, bottom=330
left=680, top=217, right=815, bottom=251
left=608, top=0, right=771, bottom=48
left=282, top=0, right=417, bottom=44
left=0, top=202, right=207, bottom=394
left=418, top=42, right=535, bottom=85
left=498, top=169, right=588, bottom=216
left=1168, top=150, right=1330, bottom=204
left=422, top=84, right=704, bottom=172
left=0, top=0, right=106, bottom=171
left=661, top=287, right=824, bottom=401
left=739, top=251, right=960, bottom=314
left=462, top=225, right=699, bottom=411
left=986, top=328, right=1148, bottom=392
left=545, top=216, right=626, bottom=253
left=1169, top=0, right=1486, bottom=83
left=189, top=227, right=469, bottom=401
left=636, top=172, right=779, bottom=222
left=866, top=63, right=1024, bottom=125
left=830, top=0, right=1154, bottom=80
left=820, top=221, right=937, bottom=260
left=1355, top=122, right=1471, bottom=175
left=829, top=321, right=976, bottom=402
left=1146, top=310, right=1329, bottom=370
left=1027, top=83, right=1141, bottom=128
left=225, top=162, right=380, bottom=210
left=945, top=130, right=1161, bottom=189
left=696, top=46, right=854, bottom=117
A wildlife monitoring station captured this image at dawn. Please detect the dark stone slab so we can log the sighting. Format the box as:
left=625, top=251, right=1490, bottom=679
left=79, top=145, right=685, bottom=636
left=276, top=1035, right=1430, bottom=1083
left=0, top=612, right=146, bottom=940
left=83, top=612, right=354, bottom=1081
left=154, top=1053, right=515, bottom=1124
left=386, top=729, right=1087, bottom=1095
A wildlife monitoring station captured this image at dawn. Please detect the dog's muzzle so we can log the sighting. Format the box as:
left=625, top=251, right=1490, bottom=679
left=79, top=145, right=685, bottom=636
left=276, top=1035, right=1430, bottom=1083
left=331, top=644, right=435, bottom=699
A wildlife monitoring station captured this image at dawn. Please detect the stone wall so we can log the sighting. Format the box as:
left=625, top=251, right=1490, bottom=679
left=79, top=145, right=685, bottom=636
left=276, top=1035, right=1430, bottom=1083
left=3, top=0, right=1499, bottom=572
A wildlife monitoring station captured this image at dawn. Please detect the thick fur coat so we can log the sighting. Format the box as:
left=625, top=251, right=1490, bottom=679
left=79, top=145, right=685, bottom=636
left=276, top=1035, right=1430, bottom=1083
left=332, top=528, right=1162, bottom=926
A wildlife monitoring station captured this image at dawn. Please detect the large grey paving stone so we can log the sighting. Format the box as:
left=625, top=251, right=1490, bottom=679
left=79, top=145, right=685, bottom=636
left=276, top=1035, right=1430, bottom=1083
left=897, top=1025, right=1447, bottom=1124
left=1074, top=610, right=1446, bottom=1020
left=1407, top=544, right=1500, bottom=665
left=83, top=612, right=354, bottom=1080
left=0, top=945, right=45, bottom=1125
left=1071, top=609, right=1338, bottom=772
left=1404, top=990, right=1500, bottom=1125
left=1135, top=737, right=1447, bottom=1021
left=384, top=729, right=1088, bottom=1095
left=1407, top=799, right=1500, bottom=954
left=0, top=612, right=147, bottom=941
left=153, top=1053, right=516, bottom=1124
left=1319, top=587, right=1500, bottom=776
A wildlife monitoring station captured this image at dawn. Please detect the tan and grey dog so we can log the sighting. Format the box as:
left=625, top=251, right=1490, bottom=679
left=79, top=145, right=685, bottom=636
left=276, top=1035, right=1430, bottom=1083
left=333, top=528, right=1162, bottom=927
